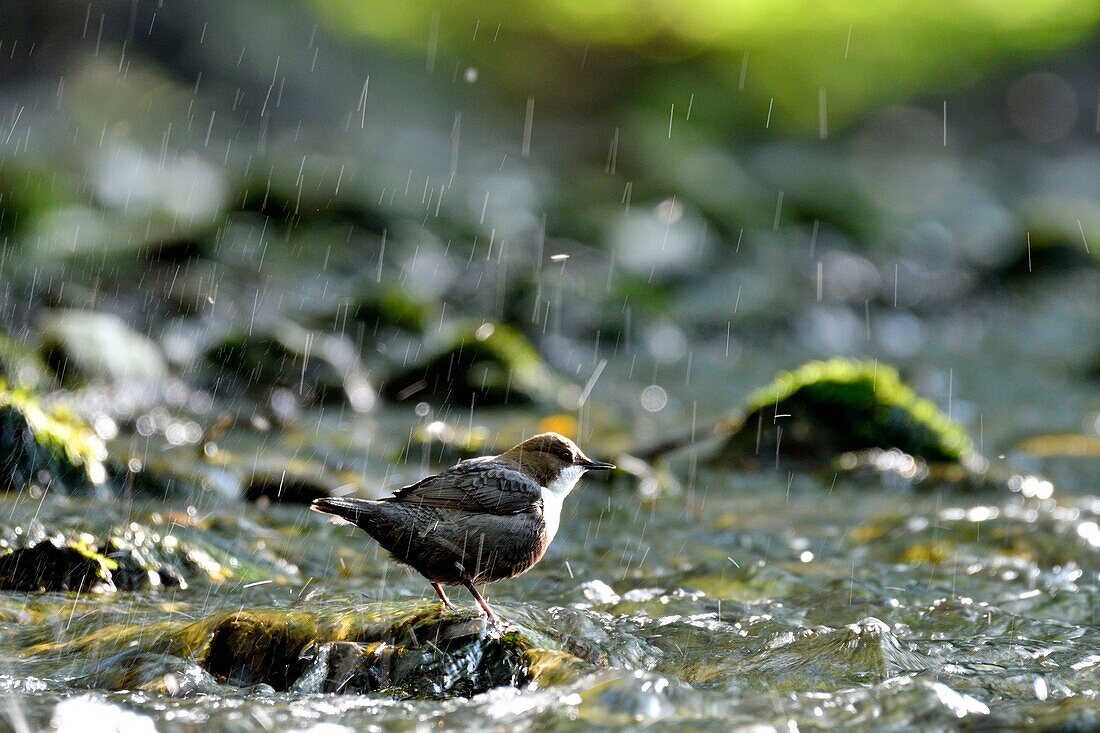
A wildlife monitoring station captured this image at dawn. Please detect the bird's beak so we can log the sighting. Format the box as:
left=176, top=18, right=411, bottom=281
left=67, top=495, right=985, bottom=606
left=578, top=458, right=616, bottom=471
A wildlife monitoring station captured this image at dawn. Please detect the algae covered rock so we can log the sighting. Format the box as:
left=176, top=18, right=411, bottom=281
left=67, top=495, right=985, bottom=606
left=159, top=603, right=587, bottom=698
left=0, top=539, right=117, bottom=592
left=190, top=608, right=527, bottom=696
left=348, top=285, right=434, bottom=333
left=712, top=359, right=974, bottom=470
left=382, top=322, right=564, bottom=406
left=0, top=387, right=107, bottom=494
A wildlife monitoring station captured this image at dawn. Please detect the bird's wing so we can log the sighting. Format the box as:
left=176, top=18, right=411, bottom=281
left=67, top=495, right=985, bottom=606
left=387, top=462, right=541, bottom=515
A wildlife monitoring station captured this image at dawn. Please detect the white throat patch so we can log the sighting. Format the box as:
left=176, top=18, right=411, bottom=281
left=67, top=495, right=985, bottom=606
left=540, top=465, right=584, bottom=545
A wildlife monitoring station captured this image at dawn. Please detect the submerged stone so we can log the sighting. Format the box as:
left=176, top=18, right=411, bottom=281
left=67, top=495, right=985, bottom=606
left=382, top=322, right=563, bottom=406
left=741, top=617, right=933, bottom=690
left=37, top=309, right=169, bottom=386
left=0, top=387, right=107, bottom=494
left=711, top=359, right=975, bottom=471
left=205, top=321, right=376, bottom=412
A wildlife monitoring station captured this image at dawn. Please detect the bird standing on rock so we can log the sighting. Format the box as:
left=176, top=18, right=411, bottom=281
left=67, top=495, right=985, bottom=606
left=311, top=432, right=615, bottom=622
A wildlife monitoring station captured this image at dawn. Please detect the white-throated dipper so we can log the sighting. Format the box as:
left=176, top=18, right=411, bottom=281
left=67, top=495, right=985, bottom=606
left=311, top=432, right=614, bottom=622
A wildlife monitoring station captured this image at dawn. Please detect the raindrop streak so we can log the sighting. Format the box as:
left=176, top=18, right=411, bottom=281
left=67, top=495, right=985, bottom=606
left=819, top=88, right=828, bottom=139
left=522, top=97, right=535, bottom=157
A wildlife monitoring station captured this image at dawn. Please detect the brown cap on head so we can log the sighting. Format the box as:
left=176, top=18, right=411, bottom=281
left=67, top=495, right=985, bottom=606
left=499, top=433, right=616, bottom=481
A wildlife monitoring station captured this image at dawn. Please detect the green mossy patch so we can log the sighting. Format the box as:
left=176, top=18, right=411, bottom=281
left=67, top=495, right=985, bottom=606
left=0, top=386, right=108, bottom=494
left=349, top=286, right=435, bottom=333
left=382, top=322, right=564, bottom=406
left=712, top=359, right=975, bottom=470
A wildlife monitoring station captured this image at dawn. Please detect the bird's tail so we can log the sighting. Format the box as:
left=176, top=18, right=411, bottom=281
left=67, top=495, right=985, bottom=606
left=310, top=496, right=379, bottom=524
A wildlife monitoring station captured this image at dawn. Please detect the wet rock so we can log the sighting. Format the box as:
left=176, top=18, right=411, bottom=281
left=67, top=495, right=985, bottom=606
left=0, top=521, right=289, bottom=593
left=382, top=322, right=564, bottom=406
left=711, top=358, right=975, bottom=471
left=205, top=321, right=376, bottom=412
left=37, top=309, right=169, bottom=386
left=123, top=447, right=365, bottom=505
left=0, top=387, right=107, bottom=494
left=0, top=539, right=116, bottom=592
left=163, top=604, right=586, bottom=698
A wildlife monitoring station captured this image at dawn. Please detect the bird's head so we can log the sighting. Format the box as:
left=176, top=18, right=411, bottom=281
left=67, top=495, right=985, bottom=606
left=500, top=432, right=615, bottom=490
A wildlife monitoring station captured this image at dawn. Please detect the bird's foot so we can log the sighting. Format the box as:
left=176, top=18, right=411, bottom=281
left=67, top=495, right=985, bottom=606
left=432, top=582, right=457, bottom=611
left=463, top=582, right=501, bottom=626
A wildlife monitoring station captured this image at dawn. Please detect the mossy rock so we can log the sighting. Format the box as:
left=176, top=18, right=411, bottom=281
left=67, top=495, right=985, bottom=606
left=0, top=387, right=107, bottom=494
left=711, top=359, right=974, bottom=470
left=382, top=322, right=564, bottom=406
left=205, top=321, right=376, bottom=412
left=164, top=604, right=587, bottom=698
left=348, top=286, right=434, bottom=333
left=1004, top=196, right=1099, bottom=274
left=0, top=539, right=117, bottom=592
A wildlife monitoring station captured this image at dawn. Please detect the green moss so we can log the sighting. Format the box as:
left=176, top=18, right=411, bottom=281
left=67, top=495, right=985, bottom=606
left=351, top=286, right=435, bottom=332
left=0, top=385, right=107, bottom=492
left=382, top=322, right=563, bottom=406
left=714, top=358, right=974, bottom=469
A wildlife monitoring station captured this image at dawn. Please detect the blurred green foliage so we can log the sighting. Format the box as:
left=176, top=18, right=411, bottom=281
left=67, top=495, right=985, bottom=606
left=312, top=0, right=1100, bottom=132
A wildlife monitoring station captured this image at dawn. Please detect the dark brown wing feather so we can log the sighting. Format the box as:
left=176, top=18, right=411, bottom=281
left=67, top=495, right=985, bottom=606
left=386, top=460, right=541, bottom=515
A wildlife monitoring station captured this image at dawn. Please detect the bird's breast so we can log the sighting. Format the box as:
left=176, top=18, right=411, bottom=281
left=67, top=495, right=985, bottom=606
left=539, top=486, right=566, bottom=545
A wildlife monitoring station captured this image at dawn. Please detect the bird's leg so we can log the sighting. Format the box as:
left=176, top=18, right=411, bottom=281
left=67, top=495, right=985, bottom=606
left=432, top=582, right=456, bottom=609
left=463, top=581, right=499, bottom=624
